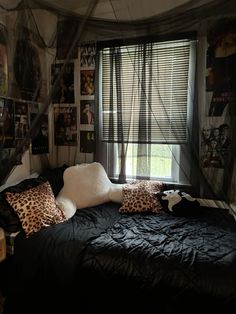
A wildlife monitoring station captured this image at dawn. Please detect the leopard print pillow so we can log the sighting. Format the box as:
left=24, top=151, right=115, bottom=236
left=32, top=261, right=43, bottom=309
left=119, top=180, right=163, bottom=214
left=5, top=181, right=66, bottom=237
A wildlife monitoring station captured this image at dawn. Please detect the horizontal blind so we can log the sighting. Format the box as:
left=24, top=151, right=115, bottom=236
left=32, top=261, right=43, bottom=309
left=102, top=39, right=191, bottom=144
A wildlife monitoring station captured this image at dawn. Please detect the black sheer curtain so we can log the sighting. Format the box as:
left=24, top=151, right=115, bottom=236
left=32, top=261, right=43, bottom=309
left=97, top=38, right=197, bottom=188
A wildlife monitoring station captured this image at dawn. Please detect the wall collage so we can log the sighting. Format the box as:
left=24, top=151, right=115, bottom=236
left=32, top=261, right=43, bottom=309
left=0, top=17, right=97, bottom=172
left=51, top=42, right=96, bottom=156
left=201, top=17, right=236, bottom=170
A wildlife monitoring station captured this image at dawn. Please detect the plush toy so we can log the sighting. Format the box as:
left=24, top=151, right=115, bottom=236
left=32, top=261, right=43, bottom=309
left=56, top=162, right=123, bottom=211
left=157, top=189, right=200, bottom=216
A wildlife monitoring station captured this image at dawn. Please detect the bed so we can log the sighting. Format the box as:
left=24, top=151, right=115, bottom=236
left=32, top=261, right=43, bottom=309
left=1, top=164, right=236, bottom=314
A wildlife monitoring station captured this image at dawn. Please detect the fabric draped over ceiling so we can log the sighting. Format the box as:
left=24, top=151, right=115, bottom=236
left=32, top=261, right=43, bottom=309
left=0, top=0, right=235, bottom=208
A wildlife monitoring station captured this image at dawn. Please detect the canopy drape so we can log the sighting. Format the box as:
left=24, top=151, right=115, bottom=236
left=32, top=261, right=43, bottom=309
left=0, top=0, right=235, bottom=209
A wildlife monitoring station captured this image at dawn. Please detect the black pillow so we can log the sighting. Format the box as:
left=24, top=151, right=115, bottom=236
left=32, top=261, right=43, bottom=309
left=0, top=177, right=44, bottom=232
left=38, top=164, right=68, bottom=197
left=156, top=189, right=200, bottom=216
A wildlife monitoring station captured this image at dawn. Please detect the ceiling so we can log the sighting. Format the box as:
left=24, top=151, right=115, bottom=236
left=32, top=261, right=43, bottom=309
left=47, top=0, right=190, bottom=20
left=0, top=0, right=209, bottom=21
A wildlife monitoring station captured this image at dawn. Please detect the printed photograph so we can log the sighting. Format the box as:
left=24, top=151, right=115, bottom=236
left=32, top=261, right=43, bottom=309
left=80, top=100, right=95, bottom=125
left=0, top=24, right=8, bottom=96
left=31, top=112, right=49, bottom=154
left=54, top=106, right=77, bottom=146
left=80, top=70, right=95, bottom=96
left=206, top=18, right=236, bottom=116
left=201, top=123, right=231, bottom=168
left=80, top=43, right=96, bottom=56
left=80, top=130, right=94, bottom=153
left=80, top=43, right=96, bottom=68
left=0, top=98, right=14, bottom=148
left=51, top=62, right=74, bottom=104
left=14, top=101, right=29, bottom=140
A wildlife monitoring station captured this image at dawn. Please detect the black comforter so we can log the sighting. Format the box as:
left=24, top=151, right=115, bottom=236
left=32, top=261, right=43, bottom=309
left=4, top=202, right=236, bottom=314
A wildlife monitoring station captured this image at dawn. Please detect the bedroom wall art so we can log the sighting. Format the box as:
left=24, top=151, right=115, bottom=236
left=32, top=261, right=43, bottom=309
left=201, top=17, right=236, bottom=201
left=79, top=42, right=96, bottom=162
left=80, top=130, right=95, bottom=153
left=54, top=106, right=77, bottom=146
left=14, top=101, right=29, bottom=140
left=30, top=108, right=49, bottom=155
left=0, top=98, right=14, bottom=148
left=80, top=100, right=95, bottom=125
left=80, top=69, right=95, bottom=96
left=206, top=18, right=236, bottom=117
left=0, top=24, right=8, bottom=97
left=201, top=122, right=231, bottom=168
left=51, top=62, right=75, bottom=104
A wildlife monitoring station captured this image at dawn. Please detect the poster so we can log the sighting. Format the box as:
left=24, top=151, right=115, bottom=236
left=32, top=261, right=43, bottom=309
left=80, top=131, right=94, bottom=153
left=54, top=106, right=77, bottom=146
left=201, top=122, right=231, bottom=168
left=0, top=98, right=14, bottom=148
left=0, top=24, right=8, bottom=96
left=80, top=43, right=96, bottom=68
left=206, top=18, right=236, bottom=116
left=80, top=100, right=95, bottom=124
left=14, top=101, right=29, bottom=140
left=51, top=63, right=74, bottom=104
left=80, top=70, right=95, bottom=96
left=31, top=112, right=49, bottom=155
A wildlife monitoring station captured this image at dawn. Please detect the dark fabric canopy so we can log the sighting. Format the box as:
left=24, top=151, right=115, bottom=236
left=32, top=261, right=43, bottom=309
left=0, top=0, right=235, bottom=208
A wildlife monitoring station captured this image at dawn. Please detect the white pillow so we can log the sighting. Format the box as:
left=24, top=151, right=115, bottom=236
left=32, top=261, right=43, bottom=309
left=57, top=162, right=123, bottom=209
left=56, top=195, right=77, bottom=219
left=109, top=183, right=123, bottom=203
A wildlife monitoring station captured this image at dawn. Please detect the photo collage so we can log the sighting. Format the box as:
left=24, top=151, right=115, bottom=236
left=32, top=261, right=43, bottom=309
left=79, top=43, right=96, bottom=154
left=51, top=41, right=96, bottom=157
left=201, top=18, right=235, bottom=169
left=0, top=97, right=49, bottom=167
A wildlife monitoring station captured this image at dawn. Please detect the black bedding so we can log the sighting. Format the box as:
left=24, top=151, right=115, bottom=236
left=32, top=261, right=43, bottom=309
left=4, top=202, right=236, bottom=314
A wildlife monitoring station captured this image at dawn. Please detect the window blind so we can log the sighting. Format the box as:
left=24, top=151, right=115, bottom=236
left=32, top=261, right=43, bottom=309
left=101, top=39, right=191, bottom=144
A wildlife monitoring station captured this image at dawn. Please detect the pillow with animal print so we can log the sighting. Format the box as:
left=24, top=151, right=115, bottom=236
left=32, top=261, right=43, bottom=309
left=0, top=177, right=44, bottom=233
left=156, top=189, right=200, bottom=216
left=5, top=181, right=66, bottom=237
left=119, top=180, right=163, bottom=213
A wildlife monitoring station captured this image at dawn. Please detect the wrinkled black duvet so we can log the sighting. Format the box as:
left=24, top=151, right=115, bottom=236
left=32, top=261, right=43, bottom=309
left=4, top=202, right=236, bottom=314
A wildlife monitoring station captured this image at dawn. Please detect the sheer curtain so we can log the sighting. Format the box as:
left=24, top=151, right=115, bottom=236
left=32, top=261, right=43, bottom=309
left=96, top=35, right=197, bottom=188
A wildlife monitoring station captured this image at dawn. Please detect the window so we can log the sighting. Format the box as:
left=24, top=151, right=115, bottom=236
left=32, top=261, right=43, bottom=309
left=97, top=38, right=196, bottom=184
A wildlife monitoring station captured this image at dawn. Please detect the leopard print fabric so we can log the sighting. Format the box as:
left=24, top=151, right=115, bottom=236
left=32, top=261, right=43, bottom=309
left=5, top=181, right=66, bottom=237
left=119, top=180, right=164, bottom=213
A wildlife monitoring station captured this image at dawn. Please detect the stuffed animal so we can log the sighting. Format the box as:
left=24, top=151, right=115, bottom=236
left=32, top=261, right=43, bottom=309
left=157, top=189, right=200, bottom=216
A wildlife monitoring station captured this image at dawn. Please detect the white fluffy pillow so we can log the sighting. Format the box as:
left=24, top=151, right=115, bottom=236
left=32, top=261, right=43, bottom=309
left=57, top=162, right=123, bottom=210
left=109, top=183, right=123, bottom=203
left=56, top=195, right=77, bottom=219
